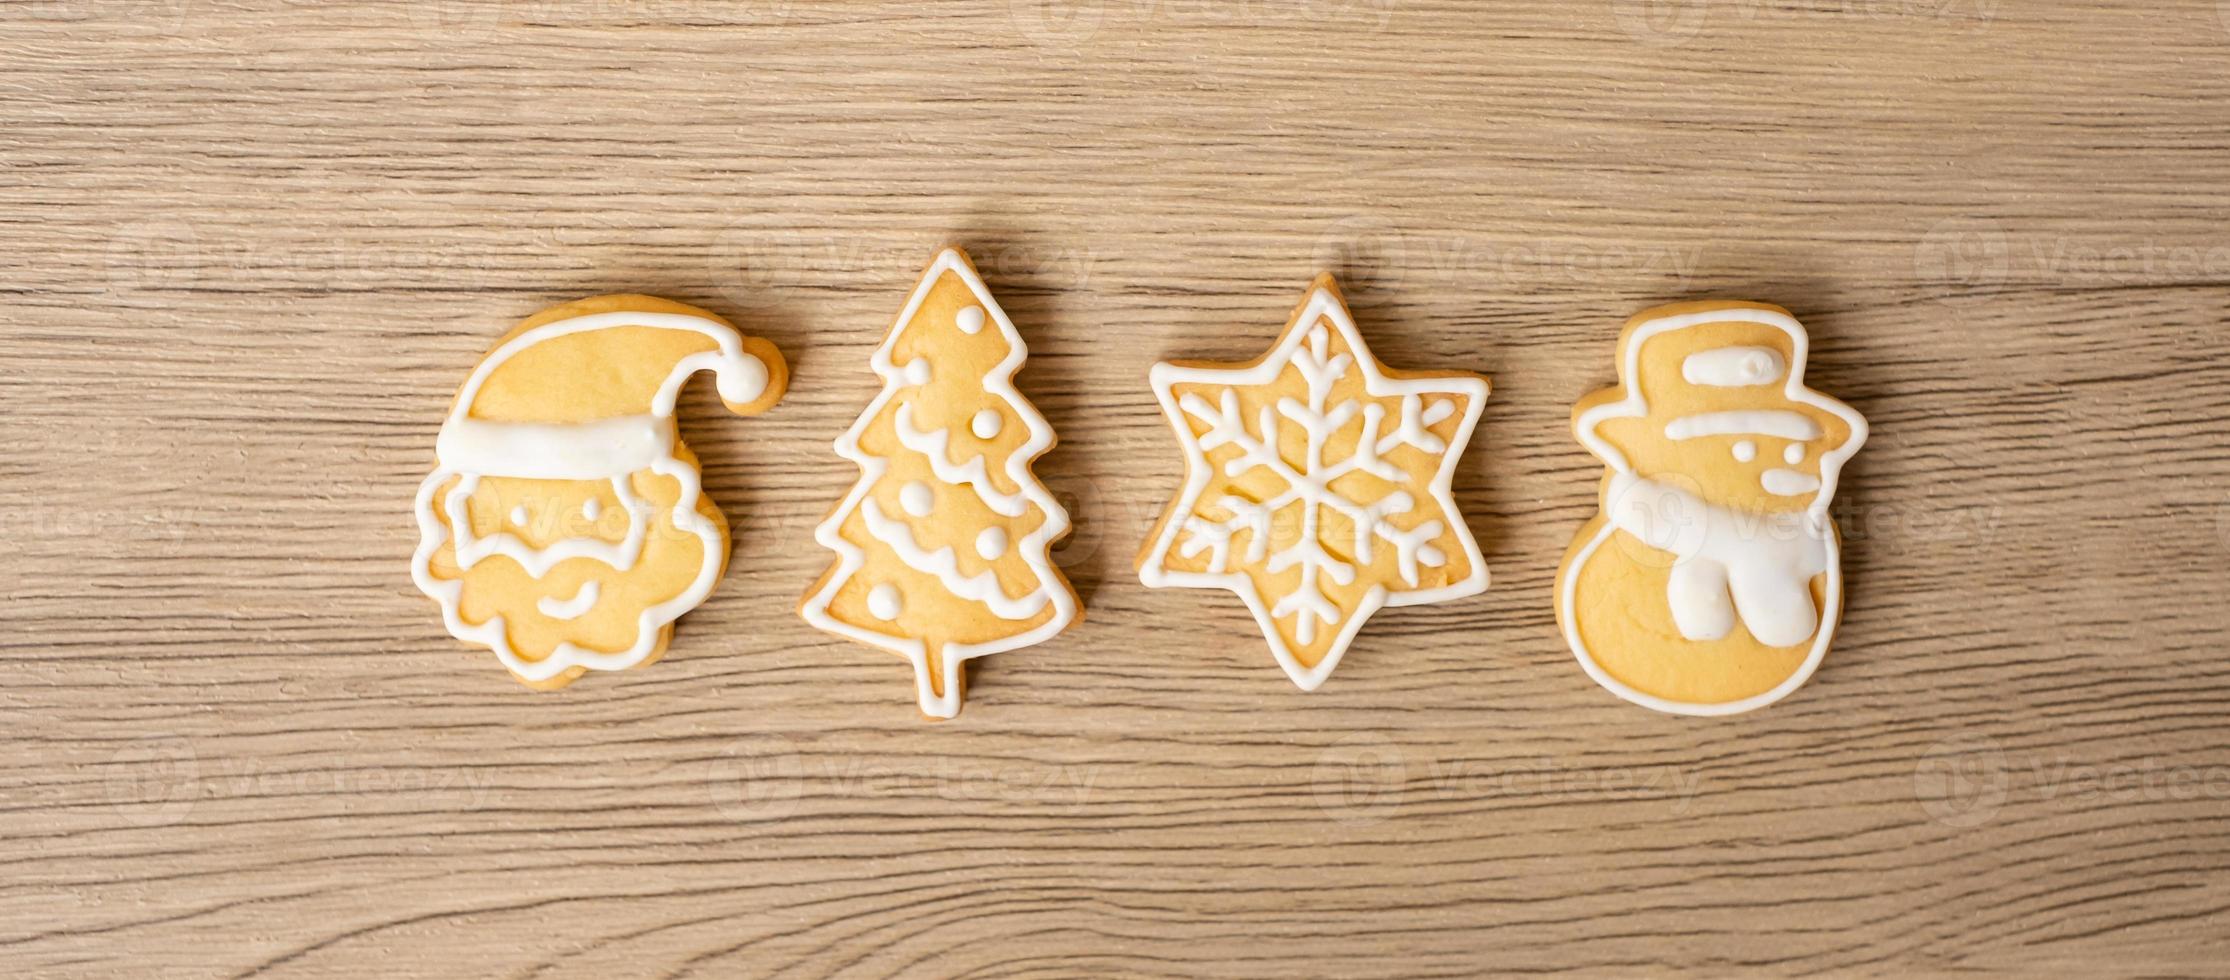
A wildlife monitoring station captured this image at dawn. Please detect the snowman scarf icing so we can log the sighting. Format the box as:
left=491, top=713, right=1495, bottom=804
left=1601, top=471, right=1829, bottom=647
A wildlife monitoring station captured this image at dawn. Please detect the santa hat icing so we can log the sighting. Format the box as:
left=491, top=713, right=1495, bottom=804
left=412, top=295, right=786, bottom=687
left=435, top=302, right=784, bottom=479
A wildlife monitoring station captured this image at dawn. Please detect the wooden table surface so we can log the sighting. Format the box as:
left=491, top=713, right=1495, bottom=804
left=7, top=1, right=2230, bottom=976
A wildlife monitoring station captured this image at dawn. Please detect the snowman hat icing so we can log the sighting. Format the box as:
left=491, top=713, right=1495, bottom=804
left=1575, top=302, right=1867, bottom=521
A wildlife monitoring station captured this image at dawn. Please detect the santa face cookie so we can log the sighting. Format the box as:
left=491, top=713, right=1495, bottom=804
left=1558, top=301, right=1867, bottom=715
left=412, top=295, right=787, bottom=689
left=1137, top=274, right=1489, bottom=690
left=799, top=246, right=1079, bottom=719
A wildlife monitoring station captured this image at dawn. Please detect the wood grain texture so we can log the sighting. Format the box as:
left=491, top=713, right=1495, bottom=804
left=4, top=1, right=2229, bottom=976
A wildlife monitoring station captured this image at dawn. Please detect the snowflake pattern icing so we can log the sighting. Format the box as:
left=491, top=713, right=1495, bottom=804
left=1139, top=281, right=1490, bottom=690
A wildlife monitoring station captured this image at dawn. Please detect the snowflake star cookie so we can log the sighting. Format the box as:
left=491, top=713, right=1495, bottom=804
left=1558, top=301, right=1867, bottom=715
left=412, top=295, right=788, bottom=689
left=1137, top=274, right=1489, bottom=690
left=800, top=246, right=1079, bottom=719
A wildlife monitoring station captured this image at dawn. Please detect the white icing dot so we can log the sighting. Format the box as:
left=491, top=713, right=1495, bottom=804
left=976, top=526, right=1008, bottom=560
left=508, top=504, right=529, bottom=526
left=1783, top=443, right=1805, bottom=465
left=971, top=409, right=1002, bottom=439
left=956, top=305, right=986, bottom=334
left=867, top=584, right=902, bottom=621
left=903, top=358, right=931, bottom=386
left=1731, top=440, right=1757, bottom=463
left=900, top=481, right=934, bottom=517
left=581, top=497, right=601, bottom=521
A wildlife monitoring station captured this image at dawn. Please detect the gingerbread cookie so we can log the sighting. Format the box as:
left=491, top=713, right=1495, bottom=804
left=1557, top=301, right=1867, bottom=715
left=799, top=246, right=1079, bottom=719
left=1137, top=274, right=1489, bottom=690
left=411, top=295, right=787, bottom=689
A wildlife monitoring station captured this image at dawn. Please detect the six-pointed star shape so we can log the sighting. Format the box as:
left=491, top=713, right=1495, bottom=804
left=1137, top=275, right=1490, bottom=690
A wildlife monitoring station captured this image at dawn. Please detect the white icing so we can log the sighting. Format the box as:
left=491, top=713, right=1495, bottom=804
left=860, top=498, right=1049, bottom=620
left=1564, top=305, right=1868, bottom=716
left=891, top=402, right=1028, bottom=517
left=903, top=358, right=931, bottom=386
left=1171, top=350, right=1458, bottom=608
left=1138, top=287, right=1490, bottom=692
left=867, top=583, right=902, bottom=621
left=1385, top=394, right=1456, bottom=455
left=1664, top=410, right=1821, bottom=442
left=1682, top=345, right=1786, bottom=387
left=581, top=497, right=601, bottom=522
left=899, top=480, right=934, bottom=517
left=976, top=526, right=1008, bottom=560
left=437, top=415, right=674, bottom=481
left=439, top=310, right=770, bottom=445
left=1783, top=443, right=1805, bottom=465
left=971, top=408, right=1002, bottom=439
left=1761, top=468, right=1822, bottom=496
left=442, top=465, right=653, bottom=579
left=411, top=308, right=776, bottom=683
left=798, top=248, right=1078, bottom=720
left=536, top=581, right=600, bottom=620
left=1732, top=440, right=1757, bottom=462
left=956, top=305, right=986, bottom=334
left=1603, top=472, right=1829, bottom=647
left=508, top=504, right=528, bottom=526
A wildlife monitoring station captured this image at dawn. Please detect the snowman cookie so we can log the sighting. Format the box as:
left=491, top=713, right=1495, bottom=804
left=1557, top=301, right=1866, bottom=715
left=1137, top=274, right=1490, bottom=690
left=412, top=295, right=787, bottom=689
left=799, top=247, right=1080, bottom=719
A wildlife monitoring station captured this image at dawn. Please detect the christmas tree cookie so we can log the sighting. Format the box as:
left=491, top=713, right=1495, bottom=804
left=800, top=246, right=1080, bottom=719
left=1557, top=301, right=1867, bottom=715
left=411, top=295, right=788, bottom=688
left=1137, top=274, right=1490, bottom=690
